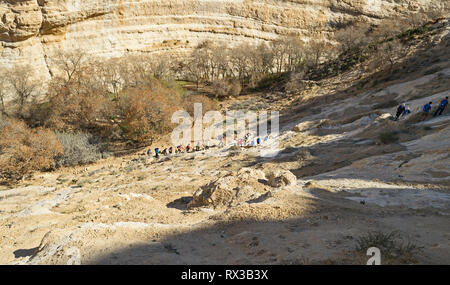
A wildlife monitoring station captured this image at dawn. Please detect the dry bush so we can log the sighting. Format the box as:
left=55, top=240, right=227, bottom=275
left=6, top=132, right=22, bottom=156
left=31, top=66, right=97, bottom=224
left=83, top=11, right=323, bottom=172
left=118, top=81, right=183, bottom=143
left=42, top=58, right=116, bottom=134
left=285, top=72, right=306, bottom=93
left=335, top=23, right=371, bottom=55
left=54, top=132, right=107, bottom=167
left=212, top=79, right=242, bottom=99
left=46, top=87, right=115, bottom=133
left=372, top=19, right=408, bottom=42
left=0, top=118, right=63, bottom=183
left=229, top=80, right=242, bottom=97
left=45, top=57, right=186, bottom=144
left=183, top=94, right=218, bottom=117
left=407, top=12, right=428, bottom=30
left=355, top=231, right=423, bottom=264
left=379, top=38, right=405, bottom=70
left=378, top=131, right=399, bottom=144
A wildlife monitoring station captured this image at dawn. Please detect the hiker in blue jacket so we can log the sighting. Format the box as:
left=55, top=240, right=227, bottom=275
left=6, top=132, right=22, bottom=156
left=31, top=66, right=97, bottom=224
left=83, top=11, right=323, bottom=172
left=395, top=104, right=406, bottom=121
left=154, top=147, right=159, bottom=158
left=434, top=96, right=448, bottom=117
left=422, top=102, right=432, bottom=120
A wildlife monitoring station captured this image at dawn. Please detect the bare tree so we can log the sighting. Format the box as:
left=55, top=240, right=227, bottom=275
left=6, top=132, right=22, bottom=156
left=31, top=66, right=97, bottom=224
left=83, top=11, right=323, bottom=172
left=307, top=40, right=329, bottom=69
left=229, top=43, right=252, bottom=85
left=182, top=55, right=204, bottom=89
left=335, top=23, right=370, bottom=55
left=149, top=54, right=175, bottom=81
left=271, top=38, right=289, bottom=73
left=96, top=58, right=123, bottom=99
left=6, top=65, right=41, bottom=118
left=211, top=45, right=231, bottom=80
left=256, top=42, right=275, bottom=75
left=120, top=54, right=154, bottom=87
left=379, top=38, right=405, bottom=71
left=284, top=36, right=305, bottom=72
left=50, top=49, right=87, bottom=87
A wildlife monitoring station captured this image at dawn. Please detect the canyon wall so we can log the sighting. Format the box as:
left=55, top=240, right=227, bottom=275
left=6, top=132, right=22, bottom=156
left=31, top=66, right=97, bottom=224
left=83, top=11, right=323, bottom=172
left=0, top=0, right=445, bottom=82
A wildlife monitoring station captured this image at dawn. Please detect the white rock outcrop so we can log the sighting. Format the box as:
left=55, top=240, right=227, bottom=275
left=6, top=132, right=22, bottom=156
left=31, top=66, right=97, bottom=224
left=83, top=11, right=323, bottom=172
left=188, top=167, right=298, bottom=208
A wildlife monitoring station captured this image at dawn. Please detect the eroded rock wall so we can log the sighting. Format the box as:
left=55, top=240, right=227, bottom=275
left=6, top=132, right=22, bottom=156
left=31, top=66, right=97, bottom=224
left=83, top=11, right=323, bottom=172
left=0, top=0, right=445, bottom=81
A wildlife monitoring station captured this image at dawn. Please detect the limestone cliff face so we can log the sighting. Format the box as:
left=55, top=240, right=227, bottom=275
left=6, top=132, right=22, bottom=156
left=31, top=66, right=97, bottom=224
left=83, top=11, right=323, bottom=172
left=0, top=0, right=445, bottom=81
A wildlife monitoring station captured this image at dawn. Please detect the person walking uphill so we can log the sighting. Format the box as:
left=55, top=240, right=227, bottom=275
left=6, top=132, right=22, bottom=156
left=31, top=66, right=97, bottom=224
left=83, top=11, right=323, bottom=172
left=395, top=103, right=406, bottom=121
left=422, top=102, right=432, bottom=121
left=154, top=147, right=160, bottom=158
left=434, top=96, right=448, bottom=117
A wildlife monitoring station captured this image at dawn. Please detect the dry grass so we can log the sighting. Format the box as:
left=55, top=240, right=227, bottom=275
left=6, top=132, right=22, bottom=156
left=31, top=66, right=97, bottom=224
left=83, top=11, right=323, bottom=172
left=355, top=231, right=423, bottom=264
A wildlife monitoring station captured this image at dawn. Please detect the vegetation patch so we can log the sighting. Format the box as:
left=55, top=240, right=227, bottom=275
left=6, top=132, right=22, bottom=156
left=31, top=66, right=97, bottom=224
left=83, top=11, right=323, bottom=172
left=54, top=132, right=108, bottom=167
left=378, top=131, right=399, bottom=144
left=355, top=231, right=423, bottom=264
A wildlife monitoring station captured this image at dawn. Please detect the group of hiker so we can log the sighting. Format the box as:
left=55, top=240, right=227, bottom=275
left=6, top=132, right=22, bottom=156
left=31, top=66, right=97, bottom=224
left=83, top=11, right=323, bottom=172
left=146, top=134, right=268, bottom=158
left=148, top=142, right=209, bottom=158
left=395, top=96, right=448, bottom=121
left=144, top=95, right=449, bottom=159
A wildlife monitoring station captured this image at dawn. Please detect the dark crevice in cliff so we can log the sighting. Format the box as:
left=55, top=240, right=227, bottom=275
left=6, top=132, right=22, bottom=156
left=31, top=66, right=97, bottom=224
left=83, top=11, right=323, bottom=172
left=329, top=4, right=383, bottom=20
left=38, top=11, right=111, bottom=36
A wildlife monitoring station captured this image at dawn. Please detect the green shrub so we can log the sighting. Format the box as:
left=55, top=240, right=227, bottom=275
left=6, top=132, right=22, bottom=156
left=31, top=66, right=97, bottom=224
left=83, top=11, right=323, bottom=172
left=378, top=132, right=399, bottom=144
left=254, top=73, right=288, bottom=91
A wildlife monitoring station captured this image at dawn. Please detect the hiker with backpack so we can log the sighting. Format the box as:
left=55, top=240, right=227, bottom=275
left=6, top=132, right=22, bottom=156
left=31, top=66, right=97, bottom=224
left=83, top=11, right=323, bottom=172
left=395, top=103, right=406, bottom=121
left=434, top=96, right=448, bottom=117
left=422, top=102, right=432, bottom=121
left=403, top=105, right=411, bottom=117
left=244, top=133, right=250, bottom=144
left=154, top=147, right=160, bottom=158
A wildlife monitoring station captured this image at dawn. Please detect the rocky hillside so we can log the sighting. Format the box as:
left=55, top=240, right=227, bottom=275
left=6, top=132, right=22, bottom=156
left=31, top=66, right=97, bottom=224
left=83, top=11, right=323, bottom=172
left=0, top=0, right=446, bottom=82
left=0, top=18, right=448, bottom=265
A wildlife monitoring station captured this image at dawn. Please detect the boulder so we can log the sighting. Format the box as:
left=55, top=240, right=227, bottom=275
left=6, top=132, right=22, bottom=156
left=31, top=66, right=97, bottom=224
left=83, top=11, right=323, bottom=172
left=187, top=168, right=267, bottom=209
left=266, top=170, right=297, bottom=188
left=236, top=168, right=266, bottom=181
left=292, top=119, right=328, bottom=132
